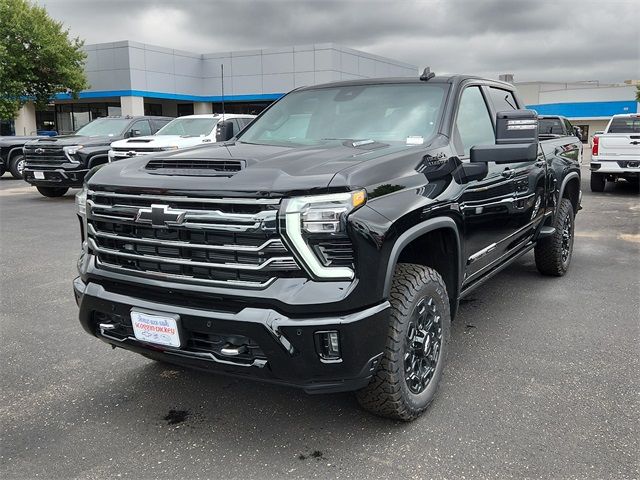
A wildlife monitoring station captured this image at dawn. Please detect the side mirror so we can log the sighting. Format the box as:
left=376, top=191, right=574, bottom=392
left=495, top=109, right=538, bottom=144
left=216, top=121, right=234, bottom=142
left=573, top=126, right=581, bottom=138
left=127, top=129, right=142, bottom=138
left=470, top=143, right=538, bottom=164
left=469, top=109, right=539, bottom=165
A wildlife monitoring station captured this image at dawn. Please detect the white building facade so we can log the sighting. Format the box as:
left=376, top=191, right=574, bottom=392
left=7, top=41, right=417, bottom=136
left=516, top=81, right=639, bottom=142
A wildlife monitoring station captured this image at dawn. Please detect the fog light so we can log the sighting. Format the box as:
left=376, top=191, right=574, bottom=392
left=315, top=330, right=341, bottom=362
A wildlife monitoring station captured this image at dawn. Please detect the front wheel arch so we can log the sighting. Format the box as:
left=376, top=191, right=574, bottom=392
left=383, top=218, right=462, bottom=317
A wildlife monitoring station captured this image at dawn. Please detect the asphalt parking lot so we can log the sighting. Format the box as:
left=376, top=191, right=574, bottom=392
left=1, top=171, right=638, bottom=480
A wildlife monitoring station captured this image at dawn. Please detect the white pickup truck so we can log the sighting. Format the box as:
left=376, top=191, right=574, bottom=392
left=108, top=114, right=255, bottom=162
left=590, top=113, right=640, bottom=191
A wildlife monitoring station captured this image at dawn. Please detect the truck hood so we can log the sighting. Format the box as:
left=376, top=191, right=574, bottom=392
left=0, top=135, right=46, bottom=146
left=88, top=140, right=419, bottom=197
left=25, top=134, right=117, bottom=148
left=111, top=135, right=211, bottom=149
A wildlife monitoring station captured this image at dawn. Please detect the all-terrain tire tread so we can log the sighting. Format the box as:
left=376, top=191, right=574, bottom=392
left=534, top=198, right=574, bottom=276
left=356, top=263, right=449, bottom=421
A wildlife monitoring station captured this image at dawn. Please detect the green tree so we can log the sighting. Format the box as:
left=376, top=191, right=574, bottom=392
left=636, top=85, right=640, bottom=102
left=0, top=0, right=88, bottom=119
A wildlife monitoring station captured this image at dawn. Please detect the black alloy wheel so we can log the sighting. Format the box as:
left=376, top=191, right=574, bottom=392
left=405, top=297, right=442, bottom=394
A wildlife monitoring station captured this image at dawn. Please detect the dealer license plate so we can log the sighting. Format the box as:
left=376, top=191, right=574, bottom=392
left=34, top=171, right=45, bottom=179
left=130, top=309, right=182, bottom=348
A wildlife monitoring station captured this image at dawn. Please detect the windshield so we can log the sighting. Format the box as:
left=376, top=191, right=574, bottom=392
left=156, top=117, right=219, bottom=136
left=608, top=117, right=640, bottom=134
left=538, top=118, right=564, bottom=135
left=75, top=118, right=131, bottom=137
left=237, top=83, right=448, bottom=146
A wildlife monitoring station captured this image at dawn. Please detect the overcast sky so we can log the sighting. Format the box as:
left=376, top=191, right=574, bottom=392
left=40, top=0, right=639, bottom=83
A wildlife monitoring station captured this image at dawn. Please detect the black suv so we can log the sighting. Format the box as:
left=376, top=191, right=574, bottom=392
left=23, top=116, right=172, bottom=197
left=73, top=75, right=582, bottom=420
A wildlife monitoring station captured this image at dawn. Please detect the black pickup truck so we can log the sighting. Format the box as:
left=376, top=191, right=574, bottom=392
left=73, top=74, right=582, bottom=420
left=0, top=135, right=51, bottom=179
left=23, top=116, right=171, bottom=197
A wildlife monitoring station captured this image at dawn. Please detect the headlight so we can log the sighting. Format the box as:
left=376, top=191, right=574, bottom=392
left=63, top=145, right=83, bottom=162
left=160, top=146, right=179, bottom=151
left=75, top=186, right=87, bottom=216
left=281, top=190, right=366, bottom=280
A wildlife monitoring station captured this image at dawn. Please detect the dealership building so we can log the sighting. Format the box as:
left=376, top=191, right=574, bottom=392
left=516, top=79, right=639, bottom=142
left=6, top=40, right=638, bottom=140
left=7, top=41, right=417, bottom=136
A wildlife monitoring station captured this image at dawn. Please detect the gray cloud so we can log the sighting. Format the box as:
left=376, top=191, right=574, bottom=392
left=43, top=0, right=639, bottom=83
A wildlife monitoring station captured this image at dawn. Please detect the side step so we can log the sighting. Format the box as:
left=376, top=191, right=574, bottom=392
left=538, top=226, right=556, bottom=239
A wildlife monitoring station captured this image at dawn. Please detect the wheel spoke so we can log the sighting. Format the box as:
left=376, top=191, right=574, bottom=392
left=404, top=295, right=444, bottom=394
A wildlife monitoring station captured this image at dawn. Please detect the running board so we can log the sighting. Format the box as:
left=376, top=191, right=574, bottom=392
left=459, top=243, right=535, bottom=298
left=538, top=226, right=556, bottom=238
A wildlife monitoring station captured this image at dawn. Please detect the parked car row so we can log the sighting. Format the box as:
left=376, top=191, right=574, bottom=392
left=3, top=113, right=255, bottom=197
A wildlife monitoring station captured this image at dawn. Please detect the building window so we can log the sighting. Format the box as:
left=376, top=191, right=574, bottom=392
left=211, top=102, right=272, bottom=115
left=54, top=102, right=120, bottom=134
left=575, top=124, right=589, bottom=143
left=177, top=104, right=194, bottom=116
left=145, top=103, right=163, bottom=116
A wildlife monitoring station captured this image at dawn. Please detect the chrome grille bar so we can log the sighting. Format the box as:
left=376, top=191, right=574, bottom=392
left=88, top=190, right=280, bottom=205
left=95, top=258, right=277, bottom=289
left=88, top=238, right=298, bottom=271
left=87, top=224, right=286, bottom=252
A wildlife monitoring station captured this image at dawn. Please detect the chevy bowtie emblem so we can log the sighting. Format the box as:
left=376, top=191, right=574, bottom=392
left=135, top=204, right=186, bottom=227
left=34, top=148, right=44, bottom=154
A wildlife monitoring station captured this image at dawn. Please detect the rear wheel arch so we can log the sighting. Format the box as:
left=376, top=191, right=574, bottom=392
left=384, top=217, right=462, bottom=317
left=558, top=171, right=581, bottom=213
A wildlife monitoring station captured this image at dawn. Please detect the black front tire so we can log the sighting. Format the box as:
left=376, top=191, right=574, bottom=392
left=356, top=263, right=450, bottom=421
left=9, top=154, right=25, bottom=179
left=36, top=186, right=69, bottom=197
left=0, top=163, right=6, bottom=177
left=535, top=198, right=575, bottom=276
left=590, top=172, right=605, bottom=192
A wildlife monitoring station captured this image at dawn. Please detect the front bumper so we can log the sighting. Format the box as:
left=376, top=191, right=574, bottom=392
left=23, top=167, right=88, bottom=187
left=73, top=276, right=389, bottom=394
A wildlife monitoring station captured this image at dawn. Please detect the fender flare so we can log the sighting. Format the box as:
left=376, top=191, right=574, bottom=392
left=557, top=171, right=580, bottom=214
left=383, top=216, right=463, bottom=300
left=7, top=146, right=24, bottom=163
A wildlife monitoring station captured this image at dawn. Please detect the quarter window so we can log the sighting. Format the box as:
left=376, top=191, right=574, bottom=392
left=454, top=87, right=495, bottom=156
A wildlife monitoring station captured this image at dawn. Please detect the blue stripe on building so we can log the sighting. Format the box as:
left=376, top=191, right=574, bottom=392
left=54, top=90, right=285, bottom=102
left=526, top=100, right=638, bottom=118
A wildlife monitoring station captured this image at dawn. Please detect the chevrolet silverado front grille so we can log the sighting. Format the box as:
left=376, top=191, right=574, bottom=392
left=24, top=145, right=67, bottom=168
left=86, top=189, right=302, bottom=288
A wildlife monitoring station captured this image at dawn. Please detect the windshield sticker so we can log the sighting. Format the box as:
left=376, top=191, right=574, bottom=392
left=406, top=136, right=424, bottom=145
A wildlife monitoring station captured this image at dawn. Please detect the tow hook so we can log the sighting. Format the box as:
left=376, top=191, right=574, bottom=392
left=221, top=344, right=248, bottom=356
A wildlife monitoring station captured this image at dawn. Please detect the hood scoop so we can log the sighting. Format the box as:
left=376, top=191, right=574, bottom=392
left=127, top=138, right=153, bottom=143
left=145, top=158, right=245, bottom=176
